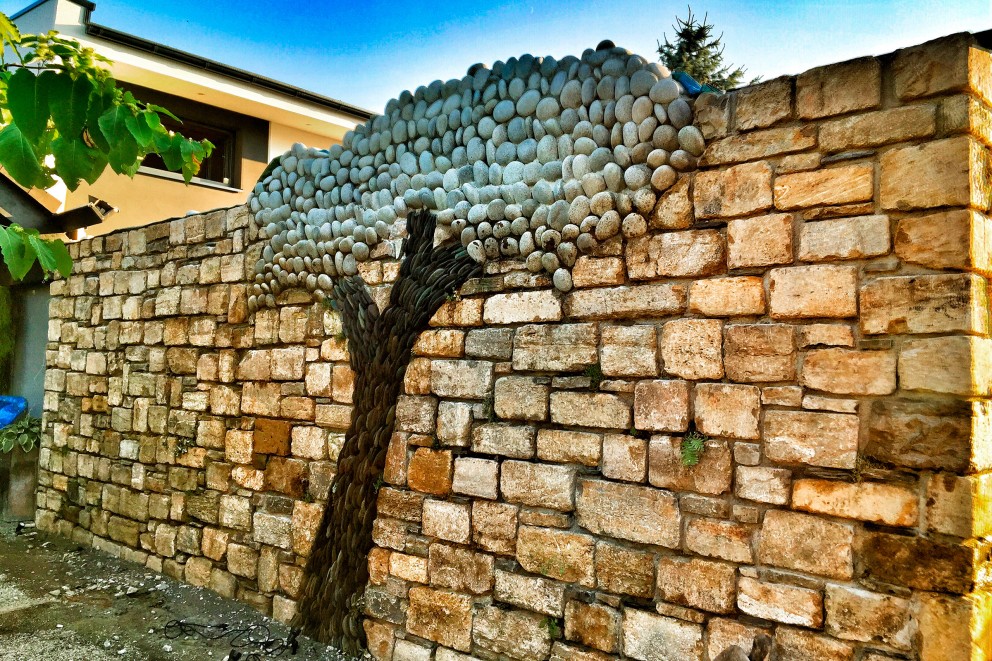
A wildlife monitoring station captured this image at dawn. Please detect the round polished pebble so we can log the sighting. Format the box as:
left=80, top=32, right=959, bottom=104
left=249, top=45, right=707, bottom=310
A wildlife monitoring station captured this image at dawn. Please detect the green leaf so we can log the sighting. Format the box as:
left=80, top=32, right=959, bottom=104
left=0, top=224, right=38, bottom=281
left=0, top=123, right=44, bottom=188
left=26, top=233, right=57, bottom=275
left=45, top=235, right=72, bottom=277
left=145, top=103, right=180, bottom=123
left=48, top=72, right=93, bottom=138
left=124, top=112, right=154, bottom=148
left=84, top=90, right=113, bottom=152
left=7, top=67, right=50, bottom=142
left=52, top=135, right=92, bottom=190
left=0, top=12, right=21, bottom=47
left=98, top=105, right=139, bottom=174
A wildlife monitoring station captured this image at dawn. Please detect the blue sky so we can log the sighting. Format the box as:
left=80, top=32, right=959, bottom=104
left=4, top=0, right=989, bottom=113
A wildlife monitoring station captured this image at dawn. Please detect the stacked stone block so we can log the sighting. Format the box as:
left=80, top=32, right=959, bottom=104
left=37, top=33, right=992, bottom=660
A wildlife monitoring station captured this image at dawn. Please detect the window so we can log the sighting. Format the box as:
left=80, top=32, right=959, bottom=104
left=140, top=117, right=236, bottom=186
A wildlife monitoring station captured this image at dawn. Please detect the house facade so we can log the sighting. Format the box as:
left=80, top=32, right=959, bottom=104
left=10, top=0, right=372, bottom=235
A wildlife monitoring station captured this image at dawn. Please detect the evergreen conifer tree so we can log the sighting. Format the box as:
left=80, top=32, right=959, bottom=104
left=657, top=8, right=754, bottom=90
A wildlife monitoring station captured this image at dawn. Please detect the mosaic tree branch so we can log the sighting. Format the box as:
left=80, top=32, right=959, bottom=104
left=294, top=209, right=481, bottom=651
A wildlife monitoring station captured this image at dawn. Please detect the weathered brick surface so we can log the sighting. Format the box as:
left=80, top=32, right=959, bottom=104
left=39, top=39, right=992, bottom=661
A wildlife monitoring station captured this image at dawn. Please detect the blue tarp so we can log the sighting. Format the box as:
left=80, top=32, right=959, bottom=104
left=0, top=396, right=28, bottom=429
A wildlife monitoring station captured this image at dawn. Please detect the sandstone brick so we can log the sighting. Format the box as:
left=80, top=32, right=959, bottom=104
left=431, top=360, right=493, bottom=399
left=429, top=543, right=494, bottom=594
left=916, top=592, right=977, bottom=661
left=494, top=376, right=549, bottom=421
left=892, top=34, right=972, bottom=100
left=493, top=568, right=565, bottom=617
left=626, top=230, right=725, bottom=280
left=472, top=501, right=518, bottom=555
left=576, top=478, right=680, bottom=548
left=726, top=213, right=793, bottom=269
left=378, top=487, right=425, bottom=522
left=706, top=619, right=770, bottom=661
left=422, top=499, right=471, bottom=544
left=226, top=543, right=258, bottom=579
left=685, top=517, right=754, bottom=563
left=264, top=456, right=307, bottom=497
left=565, top=601, right=620, bottom=653
left=881, top=137, right=977, bottom=211
left=758, top=510, right=854, bottom=579
left=407, top=586, right=473, bottom=651
left=389, top=552, right=428, bottom=583
left=473, top=604, right=553, bottom=660
left=895, top=209, right=992, bottom=273
left=796, top=323, right=855, bottom=348
left=602, top=434, right=647, bottom=483
left=413, top=329, right=465, bottom=357
left=253, top=512, right=292, bottom=549
left=702, top=125, right=816, bottom=166
left=550, top=392, right=630, bottom=430
left=650, top=176, right=693, bottom=229
left=465, top=327, right=514, bottom=360
left=926, top=472, right=992, bottom=537
left=517, top=525, right=595, bottom=586
left=773, top=627, right=854, bottom=660
left=735, top=466, right=791, bottom=505
left=407, top=448, right=453, bottom=496
left=622, top=609, right=703, bottom=661
left=241, top=382, right=281, bottom=417
left=536, top=429, right=601, bottom=466
left=688, top=277, right=765, bottom=317
left=899, top=336, right=992, bottom=396
left=429, top=297, right=483, bottom=327
left=483, top=290, right=562, bottom=324
left=694, top=383, right=761, bottom=440
left=648, top=436, right=732, bottom=495
left=825, top=585, right=912, bottom=648
left=774, top=164, right=874, bottom=211
left=769, top=265, right=857, bottom=319
left=656, top=556, right=736, bottom=613
left=396, top=395, right=437, bottom=434
left=693, top=161, right=773, bottom=220
left=501, top=461, right=576, bottom=511
left=822, top=104, right=937, bottom=152
left=737, top=577, right=823, bottom=627
left=437, top=401, right=473, bottom=446
left=253, top=418, right=292, bottom=456
left=364, top=620, right=395, bottom=661
left=184, top=556, right=213, bottom=588
left=801, top=348, right=897, bottom=395
left=633, top=380, right=690, bottom=433
left=724, top=323, right=795, bottom=382
left=600, top=325, right=658, bottom=377
left=512, top=323, right=598, bottom=371
left=864, top=398, right=973, bottom=471
left=857, top=530, right=973, bottom=593
left=452, top=457, right=499, bottom=500
left=571, top=256, right=626, bottom=288
left=764, top=410, right=859, bottom=469
left=735, top=77, right=792, bottom=130
left=565, top=283, right=686, bottom=320
left=860, top=273, right=989, bottom=335
left=799, top=215, right=891, bottom=262
left=661, top=319, right=723, bottom=380
left=472, top=423, right=536, bottom=458
left=796, top=57, right=881, bottom=118
left=594, top=541, right=655, bottom=598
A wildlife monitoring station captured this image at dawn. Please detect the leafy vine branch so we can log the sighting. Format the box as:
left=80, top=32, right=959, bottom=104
left=0, top=12, right=213, bottom=281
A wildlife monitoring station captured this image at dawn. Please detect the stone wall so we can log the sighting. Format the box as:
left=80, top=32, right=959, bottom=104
left=38, top=33, right=992, bottom=660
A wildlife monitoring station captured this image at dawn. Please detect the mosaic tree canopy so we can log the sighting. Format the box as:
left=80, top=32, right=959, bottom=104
left=247, top=40, right=706, bottom=652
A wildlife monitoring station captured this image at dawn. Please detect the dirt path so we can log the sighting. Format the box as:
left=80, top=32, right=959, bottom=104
left=0, top=522, right=365, bottom=661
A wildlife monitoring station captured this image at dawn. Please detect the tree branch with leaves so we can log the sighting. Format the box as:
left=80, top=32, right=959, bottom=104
left=657, top=7, right=757, bottom=91
left=0, top=11, right=214, bottom=281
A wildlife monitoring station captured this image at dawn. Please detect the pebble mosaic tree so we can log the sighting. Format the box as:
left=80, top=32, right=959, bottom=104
left=248, top=40, right=706, bottom=652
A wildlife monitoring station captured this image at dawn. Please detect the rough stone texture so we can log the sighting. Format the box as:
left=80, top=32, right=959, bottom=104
left=38, top=39, right=992, bottom=661
left=576, top=479, right=680, bottom=548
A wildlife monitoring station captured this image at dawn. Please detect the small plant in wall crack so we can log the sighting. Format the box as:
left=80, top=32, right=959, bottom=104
left=583, top=363, right=604, bottom=389
left=681, top=430, right=708, bottom=467
left=541, top=616, right=563, bottom=639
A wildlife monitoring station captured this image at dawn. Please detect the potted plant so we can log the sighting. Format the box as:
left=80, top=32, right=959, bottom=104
left=0, top=400, right=42, bottom=521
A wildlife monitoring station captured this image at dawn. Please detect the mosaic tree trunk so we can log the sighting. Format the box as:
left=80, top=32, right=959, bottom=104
left=294, top=209, right=480, bottom=652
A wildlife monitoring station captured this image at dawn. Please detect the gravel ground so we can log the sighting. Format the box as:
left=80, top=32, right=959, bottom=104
left=0, top=521, right=367, bottom=661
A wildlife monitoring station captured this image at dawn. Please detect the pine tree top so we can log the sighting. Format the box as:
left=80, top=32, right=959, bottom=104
left=657, top=7, right=754, bottom=91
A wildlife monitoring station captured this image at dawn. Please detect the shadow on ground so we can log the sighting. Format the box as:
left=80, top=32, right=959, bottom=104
left=0, top=522, right=365, bottom=661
